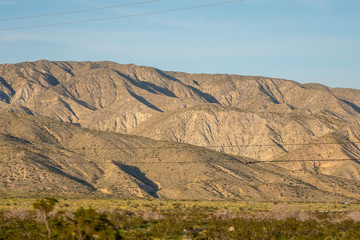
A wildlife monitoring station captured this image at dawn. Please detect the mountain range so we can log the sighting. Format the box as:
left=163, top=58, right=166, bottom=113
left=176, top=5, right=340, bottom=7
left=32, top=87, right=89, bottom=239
left=1, top=60, right=360, bottom=201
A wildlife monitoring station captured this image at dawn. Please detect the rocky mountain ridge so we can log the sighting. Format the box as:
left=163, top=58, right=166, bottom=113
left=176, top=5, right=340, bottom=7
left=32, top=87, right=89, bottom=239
left=1, top=60, right=360, bottom=201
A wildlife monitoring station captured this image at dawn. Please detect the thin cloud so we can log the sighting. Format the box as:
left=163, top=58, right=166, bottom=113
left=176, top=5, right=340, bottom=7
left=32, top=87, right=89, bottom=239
left=0, top=34, right=46, bottom=43
left=301, top=0, right=332, bottom=9
left=0, top=1, right=18, bottom=6
left=0, top=35, right=18, bottom=42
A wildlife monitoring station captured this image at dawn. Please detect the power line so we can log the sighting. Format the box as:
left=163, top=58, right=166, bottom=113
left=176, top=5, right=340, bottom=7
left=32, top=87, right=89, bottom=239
left=0, top=0, right=162, bottom=22
left=208, top=142, right=360, bottom=148
left=0, top=158, right=358, bottom=164
left=0, top=140, right=359, bottom=150
left=245, top=158, right=359, bottom=165
left=0, top=0, right=244, bottom=31
left=0, top=139, right=359, bottom=164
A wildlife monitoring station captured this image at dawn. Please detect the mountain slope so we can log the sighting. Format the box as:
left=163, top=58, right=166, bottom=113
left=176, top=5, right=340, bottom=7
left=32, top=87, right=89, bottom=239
left=1, top=60, right=359, bottom=135
left=1, top=112, right=360, bottom=202
left=1, top=60, right=360, bottom=201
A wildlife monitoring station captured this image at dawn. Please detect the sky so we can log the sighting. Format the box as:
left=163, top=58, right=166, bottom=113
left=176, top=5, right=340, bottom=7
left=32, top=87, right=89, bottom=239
left=0, top=0, right=359, bottom=89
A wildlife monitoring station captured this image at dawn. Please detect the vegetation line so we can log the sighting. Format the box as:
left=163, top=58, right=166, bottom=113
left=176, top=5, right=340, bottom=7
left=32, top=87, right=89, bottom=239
left=3, top=198, right=360, bottom=239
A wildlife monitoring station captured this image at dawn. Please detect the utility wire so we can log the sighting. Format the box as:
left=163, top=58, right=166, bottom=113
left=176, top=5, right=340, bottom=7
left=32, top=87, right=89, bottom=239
left=1, top=144, right=360, bottom=164
left=0, top=0, right=244, bottom=31
left=0, top=143, right=359, bottom=166
left=0, top=158, right=358, bottom=164
left=245, top=158, right=359, bottom=165
left=0, top=0, right=162, bottom=22
left=0, top=138, right=359, bottom=164
left=0, top=140, right=359, bottom=150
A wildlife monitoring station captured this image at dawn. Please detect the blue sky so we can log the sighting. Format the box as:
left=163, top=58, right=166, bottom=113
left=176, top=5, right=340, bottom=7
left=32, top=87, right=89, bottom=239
left=0, top=0, right=359, bottom=89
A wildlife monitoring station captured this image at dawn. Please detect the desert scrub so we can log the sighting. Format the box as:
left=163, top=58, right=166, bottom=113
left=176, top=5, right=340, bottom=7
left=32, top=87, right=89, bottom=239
left=2, top=199, right=360, bottom=239
left=0, top=209, right=43, bottom=240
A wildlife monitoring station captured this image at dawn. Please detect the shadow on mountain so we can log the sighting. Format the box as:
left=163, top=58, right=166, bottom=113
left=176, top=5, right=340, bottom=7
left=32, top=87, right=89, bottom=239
left=0, top=133, right=32, bottom=145
left=116, top=71, right=177, bottom=98
left=0, top=76, right=15, bottom=104
left=187, top=85, right=219, bottom=104
left=53, top=62, right=75, bottom=77
left=58, top=98, right=79, bottom=120
left=7, top=106, right=34, bottom=115
left=71, top=98, right=97, bottom=111
left=31, top=155, right=96, bottom=191
left=113, top=162, right=159, bottom=198
left=128, top=90, right=163, bottom=112
left=0, top=90, right=10, bottom=103
left=156, top=70, right=219, bottom=104
left=341, top=99, right=360, bottom=114
left=0, top=77, right=15, bottom=95
left=259, top=84, right=280, bottom=104
left=54, top=86, right=98, bottom=111
left=43, top=73, right=60, bottom=86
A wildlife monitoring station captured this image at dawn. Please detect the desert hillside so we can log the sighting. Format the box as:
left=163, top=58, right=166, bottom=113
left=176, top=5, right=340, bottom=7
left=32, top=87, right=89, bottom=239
left=1, top=112, right=360, bottom=202
left=1, top=60, right=360, bottom=201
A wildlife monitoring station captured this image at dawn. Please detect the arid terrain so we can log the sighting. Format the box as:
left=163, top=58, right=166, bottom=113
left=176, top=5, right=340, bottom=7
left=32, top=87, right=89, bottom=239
left=1, top=60, right=360, bottom=202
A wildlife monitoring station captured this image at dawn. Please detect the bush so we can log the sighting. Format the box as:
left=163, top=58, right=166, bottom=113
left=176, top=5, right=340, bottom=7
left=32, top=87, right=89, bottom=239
left=2, top=200, right=360, bottom=239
